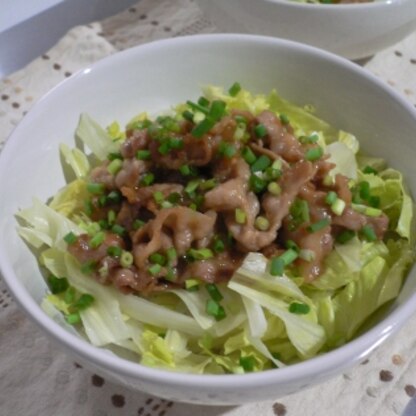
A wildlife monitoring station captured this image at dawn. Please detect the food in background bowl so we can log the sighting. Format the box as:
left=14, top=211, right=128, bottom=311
left=17, top=84, right=415, bottom=375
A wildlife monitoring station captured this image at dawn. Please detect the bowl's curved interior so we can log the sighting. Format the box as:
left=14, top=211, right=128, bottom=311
left=0, top=34, right=416, bottom=404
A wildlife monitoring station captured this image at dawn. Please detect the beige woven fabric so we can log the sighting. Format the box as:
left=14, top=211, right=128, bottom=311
left=1, top=1, right=416, bottom=415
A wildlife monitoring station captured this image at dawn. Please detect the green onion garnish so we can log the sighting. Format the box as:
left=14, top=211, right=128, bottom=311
left=254, top=123, right=267, bottom=138
left=185, top=180, right=200, bottom=195
left=80, top=260, right=97, bottom=275
left=212, top=237, right=225, bottom=253
left=166, top=247, right=177, bottom=264
left=267, top=182, right=281, bottom=196
left=239, top=355, right=256, bottom=372
left=140, top=173, right=155, bottom=186
left=64, top=287, right=76, bottom=304
left=47, top=275, right=69, bottom=294
left=182, top=110, right=194, bottom=122
left=228, top=82, right=241, bottom=97
left=305, top=147, right=324, bottom=161
left=111, top=224, right=126, bottom=236
left=251, top=155, right=271, bottom=173
left=285, top=240, right=299, bottom=252
left=107, top=246, right=122, bottom=257
left=360, top=224, right=377, bottom=242
left=270, top=257, right=284, bottom=276
left=279, top=113, right=290, bottom=125
left=66, top=313, right=81, bottom=325
left=289, top=302, right=310, bottom=315
left=89, top=231, right=105, bottom=248
left=325, top=191, right=338, bottom=205
left=336, top=230, right=355, bottom=244
left=107, top=190, right=122, bottom=204
left=359, top=181, right=371, bottom=201
left=206, top=299, right=226, bottom=321
left=192, top=118, right=215, bottom=138
left=218, top=142, right=237, bottom=158
left=290, top=198, right=310, bottom=227
left=307, top=218, right=331, bottom=233
left=165, top=267, right=177, bottom=282
left=331, top=198, right=346, bottom=216
left=363, top=166, right=378, bottom=175
left=185, top=279, right=200, bottom=291
left=120, top=251, right=134, bottom=268
left=186, top=100, right=209, bottom=115
left=249, top=174, right=267, bottom=193
left=87, top=182, right=105, bottom=195
left=198, top=96, right=210, bottom=107
left=136, top=149, right=151, bottom=160
left=187, top=248, right=214, bottom=260
left=107, top=158, right=123, bottom=176
left=133, top=219, right=145, bottom=230
left=73, top=294, right=95, bottom=311
left=153, top=191, right=165, bottom=205
left=148, top=263, right=162, bottom=276
left=199, top=179, right=217, bottom=191
left=206, top=283, right=224, bottom=302
left=64, top=232, right=77, bottom=245
left=241, top=147, right=257, bottom=165
left=235, top=208, right=246, bottom=224
left=254, top=216, right=270, bottom=231
left=149, top=252, right=166, bottom=266
left=299, top=133, right=319, bottom=145
left=108, top=152, right=122, bottom=161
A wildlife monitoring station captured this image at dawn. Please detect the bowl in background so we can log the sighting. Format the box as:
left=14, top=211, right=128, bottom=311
left=0, top=34, right=416, bottom=405
left=194, top=0, right=416, bottom=60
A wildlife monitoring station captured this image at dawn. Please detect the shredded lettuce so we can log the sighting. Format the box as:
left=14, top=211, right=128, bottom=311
left=17, top=85, right=415, bottom=374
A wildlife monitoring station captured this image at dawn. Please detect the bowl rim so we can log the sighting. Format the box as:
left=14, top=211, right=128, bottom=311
left=1, top=32, right=416, bottom=390
left=263, top=0, right=397, bottom=9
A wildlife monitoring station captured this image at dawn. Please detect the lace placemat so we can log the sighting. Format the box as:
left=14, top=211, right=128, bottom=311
left=1, top=1, right=416, bottom=415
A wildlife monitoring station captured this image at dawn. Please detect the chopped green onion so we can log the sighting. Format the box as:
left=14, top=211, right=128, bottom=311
left=198, top=96, right=210, bottom=107
left=166, top=192, right=181, bottom=204
left=264, top=166, right=282, bottom=181
left=325, top=191, right=338, bottom=205
left=187, top=248, right=214, bottom=260
left=73, top=294, right=95, bottom=311
left=185, top=279, right=200, bottom=291
left=249, top=174, right=267, bottom=193
left=63, top=231, right=77, bottom=245
left=359, top=181, right=371, bottom=201
left=149, top=252, right=166, bottom=266
left=363, top=166, right=378, bottom=175
left=199, top=179, right=217, bottom=191
left=280, top=249, right=299, bottom=266
left=235, top=208, right=246, bottom=224
left=352, top=203, right=382, bottom=217
left=133, top=219, right=145, bottom=230
left=360, top=224, right=377, bottom=242
left=307, top=218, right=331, bottom=233
left=206, top=283, right=223, bottom=302
left=331, top=198, right=346, bottom=216
left=251, top=155, right=271, bottom=173
left=267, top=182, right=281, bottom=196
left=241, top=147, right=257, bottom=165
left=140, top=173, right=155, bottom=186
left=179, top=165, right=193, bottom=176
left=158, top=141, right=171, bottom=155
left=182, top=110, right=194, bottom=122
left=107, top=158, right=123, bottom=175
left=209, top=100, right=227, bottom=120
left=64, top=287, right=76, bottom=304
left=87, top=182, right=105, bottom=195
left=218, top=142, right=237, bottom=158
left=98, top=219, right=109, bottom=230
left=107, top=190, right=122, bottom=204
left=206, top=299, right=226, bottom=321
left=336, top=230, right=355, bottom=244
left=186, top=100, right=209, bottom=115
left=89, top=231, right=105, bottom=248
left=305, top=146, right=324, bottom=161
left=120, top=251, right=134, bottom=268
left=279, top=113, right=290, bottom=125
left=323, top=174, right=335, bottom=186
left=136, top=149, right=151, bottom=160
left=369, top=195, right=381, bottom=208
left=66, top=312, right=81, bottom=325
left=254, top=124, right=267, bottom=138
left=235, top=115, right=247, bottom=124
left=166, top=247, right=177, bottom=264
left=47, top=276, right=69, bottom=294
left=270, top=257, right=285, bottom=276
left=80, top=260, right=97, bottom=275
left=212, top=237, right=225, bottom=253
left=107, top=152, right=122, bottom=161
left=169, top=137, right=184, bottom=150
left=289, top=302, right=310, bottom=315
left=228, top=82, right=241, bottom=97
left=165, top=266, right=177, bottom=282
left=107, top=210, right=116, bottom=225
left=107, top=245, right=122, bottom=257
left=299, top=133, right=319, bottom=144
left=285, top=240, right=299, bottom=252
left=192, top=118, right=215, bottom=138
left=148, top=263, right=162, bottom=276
left=161, top=201, right=173, bottom=209
left=111, top=224, right=126, bottom=236
left=185, top=180, right=200, bottom=195
left=239, top=355, right=256, bottom=372
left=290, top=198, right=310, bottom=226
left=255, top=216, right=270, bottom=231
left=153, top=191, right=165, bottom=205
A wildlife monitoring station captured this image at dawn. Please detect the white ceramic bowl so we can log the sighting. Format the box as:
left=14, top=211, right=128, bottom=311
left=195, top=0, right=416, bottom=60
left=0, top=34, right=416, bottom=405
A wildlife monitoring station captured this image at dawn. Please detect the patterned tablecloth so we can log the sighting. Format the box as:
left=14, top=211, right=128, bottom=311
left=1, top=1, right=416, bottom=415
